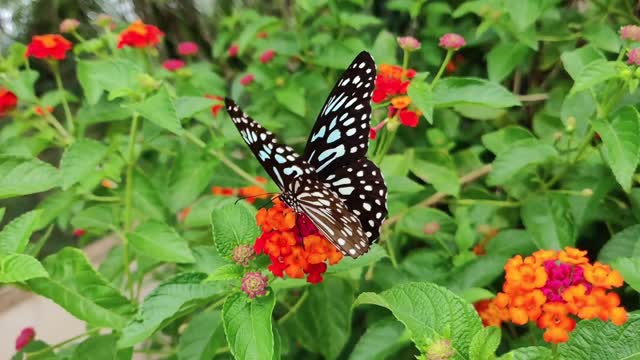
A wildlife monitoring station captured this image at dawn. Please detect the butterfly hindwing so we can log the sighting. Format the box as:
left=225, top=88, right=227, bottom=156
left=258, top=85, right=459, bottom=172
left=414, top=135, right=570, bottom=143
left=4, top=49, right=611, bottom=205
left=324, top=158, right=388, bottom=244
left=303, top=51, right=376, bottom=177
left=225, top=98, right=313, bottom=191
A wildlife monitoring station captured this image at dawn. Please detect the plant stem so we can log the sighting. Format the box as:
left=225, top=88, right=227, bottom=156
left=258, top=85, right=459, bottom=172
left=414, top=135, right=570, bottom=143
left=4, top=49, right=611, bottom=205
left=183, top=130, right=262, bottom=186
left=277, top=290, right=309, bottom=325
left=543, top=128, right=595, bottom=190
left=25, top=328, right=100, bottom=357
left=121, top=112, right=140, bottom=299
left=51, top=61, right=75, bottom=135
left=453, top=199, right=521, bottom=207
left=84, top=194, right=120, bottom=202
left=384, top=236, right=399, bottom=267
left=551, top=343, right=559, bottom=359
left=44, top=110, right=73, bottom=143
left=431, top=50, right=453, bottom=88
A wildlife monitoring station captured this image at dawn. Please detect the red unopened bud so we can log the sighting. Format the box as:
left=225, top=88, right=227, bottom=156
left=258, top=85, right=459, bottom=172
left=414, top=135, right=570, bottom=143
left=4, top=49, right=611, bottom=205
left=15, top=327, right=35, bottom=351
left=73, top=228, right=86, bottom=237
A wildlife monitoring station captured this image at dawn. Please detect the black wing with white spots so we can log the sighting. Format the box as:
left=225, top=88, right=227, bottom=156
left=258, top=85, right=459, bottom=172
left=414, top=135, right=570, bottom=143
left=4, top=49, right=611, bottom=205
left=324, top=159, right=388, bottom=244
left=224, top=98, right=312, bottom=191
left=303, top=51, right=376, bottom=177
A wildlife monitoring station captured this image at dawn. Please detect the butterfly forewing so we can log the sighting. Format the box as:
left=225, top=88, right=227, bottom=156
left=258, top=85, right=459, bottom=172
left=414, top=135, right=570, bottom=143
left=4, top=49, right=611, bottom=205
left=225, top=98, right=312, bottom=190
left=325, top=159, right=388, bottom=243
left=303, top=51, right=376, bottom=177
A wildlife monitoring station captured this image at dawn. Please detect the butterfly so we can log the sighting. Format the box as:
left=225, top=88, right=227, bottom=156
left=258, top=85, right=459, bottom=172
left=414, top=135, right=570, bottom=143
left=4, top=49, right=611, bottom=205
left=224, top=51, right=387, bottom=258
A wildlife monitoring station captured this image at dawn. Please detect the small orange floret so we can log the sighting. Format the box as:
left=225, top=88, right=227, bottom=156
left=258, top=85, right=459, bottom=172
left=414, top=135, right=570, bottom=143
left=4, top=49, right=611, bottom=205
left=474, top=299, right=509, bottom=327
left=509, top=289, right=546, bottom=324
left=391, top=96, right=411, bottom=109
left=558, top=247, right=589, bottom=265
left=582, top=262, right=624, bottom=289
left=531, top=249, right=557, bottom=265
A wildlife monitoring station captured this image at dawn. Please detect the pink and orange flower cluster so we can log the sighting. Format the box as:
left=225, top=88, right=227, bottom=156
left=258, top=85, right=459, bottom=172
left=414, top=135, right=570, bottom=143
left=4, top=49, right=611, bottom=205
left=253, top=199, right=343, bottom=284
left=476, top=247, right=627, bottom=344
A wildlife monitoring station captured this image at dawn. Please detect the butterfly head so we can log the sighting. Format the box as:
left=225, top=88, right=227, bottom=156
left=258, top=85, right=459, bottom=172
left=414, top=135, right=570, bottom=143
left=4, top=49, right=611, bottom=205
left=279, top=191, right=300, bottom=213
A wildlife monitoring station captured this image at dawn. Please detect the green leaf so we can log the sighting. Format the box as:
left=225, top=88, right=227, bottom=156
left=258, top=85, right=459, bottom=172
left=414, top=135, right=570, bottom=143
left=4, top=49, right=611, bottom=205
left=469, top=326, right=501, bottom=360
left=599, top=225, right=640, bottom=263
left=456, top=287, right=496, bottom=304
left=128, top=221, right=195, bottom=263
left=326, top=244, right=387, bottom=273
left=35, top=190, right=76, bottom=230
left=487, top=139, right=558, bottom=186
left=129, top=86, right=182, bottom=135
left=76, top=99, right=132, bottom=125
left=222, top=290, right=276, bottom=360
left=118, top=273, right=224, bottom=348
left=485, top=229, right=537, bottom=257
left=28, top=247, right=133, bottom=329
left=275, top=86, right=306, bottom=117
left=132, top=171, right=168, bottom=221
left=175, top=96, right=216, bottom=119
left=505, top=0, right=543, bottom=30
left=178, top=311, right=226, bottom=360
left=71, top=334, right=129, bottom=360
left=561, top=46, right=605, bottom=80
left=558, top=313, right=640, bottom=359
left=5, top=70, right=39, bottom=102
left=371, top=30, right=398, bottom=65
left=498, top=346, right=552, bottom=360
left=60, top=139, right=109, bottom=190
left=570, top=60, right=618, bottom=95
left=0, top=156, right=60, bottom=199
left=432, top=77, right=521, bottom=109
left=0, top=254, right=48, bottom=283
left=397, top=207, right=455, bottom=244
left=584, top=24, right=621, bottom=53
left=168, top=147, right=218, bottom=212
left=0, top=208, right=4, bottom=223
left=71, top=205, right=117, bottom=232
left=205, top=263, right=244, bottom=281
left=408, top=81, right=434, bottom=124
left=611, top=257, right=640, bottom=292
left=354, top=282, right=483, bottom=354
left=482, top=126, right=535, bottom=155
left=211, top=203, right=261, bottom=259
left=286, top=278, right=354, bottom=359
left=349, top=318, right=409, bottom=360
left=521, top=194, right=576, bottom=250
left=487, top=43, right=529, bottom=82
left=77, top=59, right=143, bottom=105
left=591, top=106, right=640, bottom=192
left=0, top=209, right=41, bottom=255
left=411, top=150, right=459, bottom=196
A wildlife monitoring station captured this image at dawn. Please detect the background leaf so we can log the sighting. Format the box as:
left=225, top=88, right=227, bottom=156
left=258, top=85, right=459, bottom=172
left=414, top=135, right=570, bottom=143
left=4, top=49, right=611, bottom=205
left=128, top=221, right=195, bottom=263
left=60, top=139, right=109, bottom=190
left=178, top=311, right=226, bottom=360
left=0, top=156, right=60, bottom=199
left=0, top=209, right=41, bottom=255
left=129, top=86, right=182, bottom=135
left=0, top=254, right=48, bottom=283
left=558, top=313, right=640, bottom=359
left=521, top=194, right=576, bottom=250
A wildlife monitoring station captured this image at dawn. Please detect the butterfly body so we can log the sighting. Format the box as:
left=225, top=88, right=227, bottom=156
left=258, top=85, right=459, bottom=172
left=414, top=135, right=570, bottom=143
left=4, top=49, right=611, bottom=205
left=225, top=51, right=387, bottom=258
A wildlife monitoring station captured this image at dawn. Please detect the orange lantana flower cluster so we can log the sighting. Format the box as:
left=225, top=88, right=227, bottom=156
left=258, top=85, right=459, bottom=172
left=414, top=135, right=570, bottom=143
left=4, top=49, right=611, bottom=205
left=117, top=20, right=164, bottom=49
left=476, top=247, right=627, bottom=344
left=211, top=177, right=269, bottom=204
left=254, top=199, right=343, bottom=284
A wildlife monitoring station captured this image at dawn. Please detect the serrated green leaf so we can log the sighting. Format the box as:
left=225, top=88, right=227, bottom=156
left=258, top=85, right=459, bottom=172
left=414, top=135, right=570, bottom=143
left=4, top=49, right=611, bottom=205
left=411, top=150, right=459, bottom=196
left=522, top=194, right=576, bottom=250
left=558, top=313, right=640, bottom=359
left=487, top=43, right=529, bottom=82
left=487, top=139, right=558, bottom=186
left=175, top=96, right=216, bottom=119
left=397, top=207, right=455, bottom=247
left=211, top=203, right=260, bottom=259
left=77, top=59, right=143, bottom=105
left=275, top=86, right=306, bottom=117
left=570, top=60, right=618, bottom=95
left=354, top=282, right=483, bottom=357
left=485, top=229, right=537, bottom=257
left=349, top=318, right=409, bottom=360
left=128, top=221, right=194, bottom=263
left=71, top=334, right=127, bottom=360
left=71, top=205, right=117, bottom=232
left=0, top=254, right=48, bottom=283
left=0, top=156, right=60, bottom=199
left=35, top=191, right=76, bottom=230
left=432, top=77, right=521, bottom=108
left=129, top=86, right=182, bottom=135
left=611, top=257, right=640, bottom=292
left=118, top=273, right=224, bottom=348
left=584, top=24, right=621, bottom=53
left=498, top=346, right=552, bottom=360
left=205, top=263, right=244, bottom=281
left=132, top=170, right=167, bottom=222
left=0, top=209, right=41, bottom=255
left=5, top=70, right=39, bottom=102
left=591, top=106, right=640, bottom=192
left=469, top=326, right=500, bottom=360
left=561, top=46, right=605, bottom=80
left=222, top=290, right=276, bottom=360
left=60, top=139, right=109, bottom=190
left=598, top=225, right=640, bottom=263
left=178, top=311, right=225, bottom=360
left=482, top=126, right=535, bottom=155
left=408, top=81, right=434, bottom=124
left=286, top=278, right=354, bottom=359
left=28, top=247, right=133, bottom=329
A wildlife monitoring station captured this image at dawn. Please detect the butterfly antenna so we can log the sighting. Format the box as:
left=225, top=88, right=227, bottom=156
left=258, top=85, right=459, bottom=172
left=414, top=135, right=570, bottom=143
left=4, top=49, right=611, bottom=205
left=255, top=194, right=280, bottom=210
left=234, top=192, right=279, bottom=205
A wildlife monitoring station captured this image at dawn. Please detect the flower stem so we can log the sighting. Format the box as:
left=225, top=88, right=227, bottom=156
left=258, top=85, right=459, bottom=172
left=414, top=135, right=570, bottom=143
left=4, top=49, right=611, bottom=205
left=431, top=50, right=453, bottom=88
left=277, top=290, right=309, bottom=325
left=183, top=130, right=262, bottom=186
left=43, top=112, right=73, bottom=143
left=25, top=328, right=100, bottom=357
left=51, top=61, right=75, bottom=135
left=123, top=113, right=140, bottom=232
left=551, top=343, right=559, bottom=359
